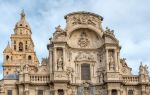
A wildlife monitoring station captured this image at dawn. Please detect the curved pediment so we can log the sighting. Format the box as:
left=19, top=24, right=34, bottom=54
left=67, top=28, right=104, bottom=49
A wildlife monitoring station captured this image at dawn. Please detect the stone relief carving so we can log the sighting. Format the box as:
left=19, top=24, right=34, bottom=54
left=78, top=32, right=89, bottom=48
left=139, top=62, right=149, bottom=75
left=69, top=14, right=98, bottom=27
left=55, top=73, right=66, bottom=78
left=56, top=35, right=66, bottom=41
left=75, top=52, right=94, bottom=62
left=57, top=56, right=63, bottom=71
left=108, top=73, right=118, bottom=78
left=66, top=67, right=74, bottom=81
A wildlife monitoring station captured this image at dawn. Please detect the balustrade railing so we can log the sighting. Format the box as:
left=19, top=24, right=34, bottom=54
left=122, top=75, right=139, bottom=83
left=30, top=75, right=49, bottom=83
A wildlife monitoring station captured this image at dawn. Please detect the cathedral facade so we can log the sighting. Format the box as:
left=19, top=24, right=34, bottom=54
left=0, top=11, right=150, bottom=95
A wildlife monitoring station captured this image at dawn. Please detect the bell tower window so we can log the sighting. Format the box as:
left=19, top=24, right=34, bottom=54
left=25, top=41, right=28, bottom=50
left=28, top=55, right=32, bottom=60
left=19, top=42, right=23, bottom=51
left=14, top=41, right=16, bottom=50
left=81, top=63, right=91, bottom=80
left=6, top=55, right=9, bottom=61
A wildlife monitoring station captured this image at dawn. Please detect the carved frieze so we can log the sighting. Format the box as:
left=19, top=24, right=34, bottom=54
left=65, top=12, right=103, bottom=29
left=75, top=52, right=95, bottom=62
left=71, top=14, right=97, bottom=26
left=54, top=71, right=67, bottom=80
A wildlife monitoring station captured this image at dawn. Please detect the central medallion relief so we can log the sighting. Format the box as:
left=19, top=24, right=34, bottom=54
left=78, top=32, right=89, bottom=48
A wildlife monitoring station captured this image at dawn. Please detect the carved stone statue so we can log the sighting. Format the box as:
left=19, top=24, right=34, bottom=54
left=23, top=64, right=29, bottom=73
left=109, top=55, right=115, bottom=71
left=139, top=63, right=145, bottom=74
left=57, top=56, right=63, bottom=71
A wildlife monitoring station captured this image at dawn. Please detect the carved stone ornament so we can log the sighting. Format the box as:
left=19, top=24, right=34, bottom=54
left=71, top=14, right=97, bottom=26
left=57, top=56, right=63, bottom=71
left=78, top=32, right=89, bottom=48
left=75, top=52, right=94, bottom=62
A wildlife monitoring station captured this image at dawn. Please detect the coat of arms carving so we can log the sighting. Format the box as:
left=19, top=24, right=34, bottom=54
left=78, top=32, right=89, bottom=48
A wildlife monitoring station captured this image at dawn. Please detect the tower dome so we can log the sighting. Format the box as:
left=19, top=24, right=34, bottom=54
left=15, top=10, right=31, bottom=30
left=14, top=10, right=32, bottom=35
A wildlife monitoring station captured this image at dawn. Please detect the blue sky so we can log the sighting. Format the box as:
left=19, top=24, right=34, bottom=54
left=0, top=0, right=150, bottom=79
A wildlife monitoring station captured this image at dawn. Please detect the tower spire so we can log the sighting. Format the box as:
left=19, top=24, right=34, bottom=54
left=20, top=9, right=25, bottom=20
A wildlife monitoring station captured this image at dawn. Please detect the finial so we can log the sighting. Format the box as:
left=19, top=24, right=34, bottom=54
left=20, top=9, right=25, bottom=19
left=55, top=25, right=63, bottom=32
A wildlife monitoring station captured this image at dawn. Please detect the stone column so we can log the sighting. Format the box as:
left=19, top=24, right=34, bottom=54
left=117, top=52, right=120, bottom=72
left=63, top=47, right=66, bottom=70
left=55, top=90, right=58, bottom=95
left=54, top=48, right=57, bottom=71
left=114, top=50, right=118, bottom=71
left=25, top=84, right=29, bottom=95
left=118, top=90, right=121, bottom=95
left=106, top=49, right=109, bottom=71
left=79, top=64, right=81, bottom=80
left=64, top=89, right=67, bottom=95
left=19, top=85, right=24, bottom=95
left=49, top=47, right=53, bottom=73
left=49, top=47, right=53, bottom=79
left=108, top=90, right=111, bottom=95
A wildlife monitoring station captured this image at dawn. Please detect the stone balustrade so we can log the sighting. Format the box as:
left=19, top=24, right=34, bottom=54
left=122, top=75, right=139, bottom=83
left=30, top=75, right=49, bottom=83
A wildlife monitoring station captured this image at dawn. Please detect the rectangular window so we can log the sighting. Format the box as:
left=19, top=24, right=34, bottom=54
left=38, top=90, right=43, bottom=95
left=7, top=90, right=12, bottom=95
left=81, top=64, right=91, bottom=80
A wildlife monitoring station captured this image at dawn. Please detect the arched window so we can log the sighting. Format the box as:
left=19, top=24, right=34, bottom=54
left=28, top=55, right=32, bottom=60
left=19, top=42, right=23, bottom=51
left=112, top=89, right=117, bottom=95
left=6, top=55, right=9, bottom=61
left=81, top=63, right=91, bottom=80
left=25, top=41, right=28, bottom=50
left=128, top=90, right=134, bottom=95
left=14, top=41, right=16, bottom=50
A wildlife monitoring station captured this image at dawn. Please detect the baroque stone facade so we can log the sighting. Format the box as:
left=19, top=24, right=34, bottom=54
left=0, top=11, right=150, bottom=95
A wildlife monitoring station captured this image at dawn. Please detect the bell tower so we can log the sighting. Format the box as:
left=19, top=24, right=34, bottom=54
left=3, top=10, right=39, bottom=76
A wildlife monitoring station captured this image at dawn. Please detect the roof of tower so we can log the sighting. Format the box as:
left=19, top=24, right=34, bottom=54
left=15, top=10, right=31, bottom=30
left=3, top=42, right=12, bottom=53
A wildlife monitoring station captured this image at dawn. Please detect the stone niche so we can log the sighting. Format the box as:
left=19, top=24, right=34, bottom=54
left=67, top=28, right=103, bottom=49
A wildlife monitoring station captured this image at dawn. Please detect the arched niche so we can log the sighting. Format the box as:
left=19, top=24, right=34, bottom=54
left=67, top=28, right=104, bottom=49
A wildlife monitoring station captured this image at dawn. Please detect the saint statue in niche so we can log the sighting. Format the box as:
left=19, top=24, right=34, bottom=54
left=57, top=56, right=63, bottom=71
left=109, top=52, right=115, bottom=71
